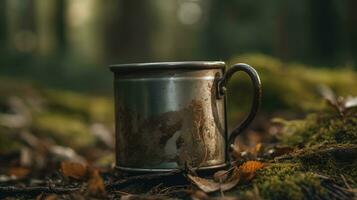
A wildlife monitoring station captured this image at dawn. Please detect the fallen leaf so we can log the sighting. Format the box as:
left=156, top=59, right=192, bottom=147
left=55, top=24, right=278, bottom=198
left=87, top=169, right=106, bottom=196
left=121, top=194, right=168, bottom=200
left=318, top=85, right=337, bottom=105
left=317, top=85, right=357, bottom=115
left=254, top=143, right=263, bottom=156
left=50, top=145, right=86, bottom=163
left=268, top=146, right=294, bottom=158
left=188, top=166, right=240, bottom=193
left=8, top=167, right=30, bottom=178
left=213, top=170, right=228, bottom=182
left=20, top=147, right=32, bottom=167
left=90, top=123, right=114, bottom=148
left=220, top=167, right=240, bottom=191
left=188, top=174, right=220, bottom=193
left=36, top=194, right=58, bottom=200
left=239, top=161, right=265, bottom=181
left=45, top=195, right=58, bottom=200
left=60, top=161, right=88, bottom=179
left=231, top=143, right=264, bottom=161
left=344, top=96, right=357, bottom=109
left=188, top=161, right=265, bottom=193
left=191, top=190, right=209, bottom=200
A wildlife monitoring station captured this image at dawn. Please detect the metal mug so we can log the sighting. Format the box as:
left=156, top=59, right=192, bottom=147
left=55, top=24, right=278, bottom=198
left=110, top=61, right=261, bottom=172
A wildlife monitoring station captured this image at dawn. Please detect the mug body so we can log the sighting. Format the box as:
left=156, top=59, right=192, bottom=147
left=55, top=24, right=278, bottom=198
left=110, top=62, right=227, bottom=172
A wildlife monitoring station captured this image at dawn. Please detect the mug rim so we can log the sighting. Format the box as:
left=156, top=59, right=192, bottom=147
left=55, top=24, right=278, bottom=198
left=109, top=61, right=225, bottom=72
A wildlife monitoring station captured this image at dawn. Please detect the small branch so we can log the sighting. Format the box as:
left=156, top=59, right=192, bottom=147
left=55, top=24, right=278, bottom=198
left=275, top=144, right=357, bottom=161
left=296, top=145, right=357, bottom=160
left=106, top=170, right=185, bottom=191
left=0, top=185, right=79, bottom=197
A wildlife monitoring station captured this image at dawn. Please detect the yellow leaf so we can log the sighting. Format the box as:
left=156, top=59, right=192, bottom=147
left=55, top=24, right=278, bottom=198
left=239, top=161, right=265, bottom=181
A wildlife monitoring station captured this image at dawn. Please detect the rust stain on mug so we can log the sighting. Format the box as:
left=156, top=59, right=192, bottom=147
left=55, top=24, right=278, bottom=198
left=116, top=99, right=223, bottom=169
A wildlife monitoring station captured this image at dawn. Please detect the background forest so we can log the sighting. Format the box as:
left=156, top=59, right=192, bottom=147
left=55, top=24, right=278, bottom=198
left=0, top=0, right=357, bottom=92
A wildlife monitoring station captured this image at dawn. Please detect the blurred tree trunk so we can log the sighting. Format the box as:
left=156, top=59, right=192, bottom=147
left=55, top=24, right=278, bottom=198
left=55, top=0, right=66, bottom=52
left=307, top=0, right=339, bottom=65
left=5, top=0, right=36, bottom=52
left=104, top=0, right=153, bottom=62
left=275, top=2, right=289, bottom=61
left=150, top=0, right=209, bottom=60
left=35, top=0, right=58, bottom=55
left=0, top=1, right=6, bottom=50
left=66, top=0, right=105, bottom=64
left=34, top=0, right=66, bottom=56
left=347, top=0, right=357, bottom=67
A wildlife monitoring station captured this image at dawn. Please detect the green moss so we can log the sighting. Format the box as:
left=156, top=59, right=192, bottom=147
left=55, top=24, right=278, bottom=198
left=296, top=144, right=357, bottom=183
left=245, top=164, right=326, bottom=200
left=238, top=109, right=357, bottom=199
left=279, top=112, right=357, bottom=146
left=239, top=151, right=356, bottom=199
left=228, top=54, right=357, bottom=113
left=43, top=90, right=113, bottom=124
left=0, top=128, right=22, bottom=153
left=94, top=152, right=115, bottom=167
left=0, top=77, right=115, bottom=152
left=0, top=77, right=42, bottom=100
left=32, top=112, right=96, bottom=150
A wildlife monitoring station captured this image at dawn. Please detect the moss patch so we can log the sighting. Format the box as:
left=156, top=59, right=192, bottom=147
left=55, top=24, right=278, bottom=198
left=32, top=113, right=96, bottom=150
left=238, top=109, right=357, bottom=199
left=43, top=89, right=113, bottom=124
left=251, top=164, right=326, bottom=200
left=275, top=111, right=357, bottom=147
left=228, top=54, right=357, bottom=113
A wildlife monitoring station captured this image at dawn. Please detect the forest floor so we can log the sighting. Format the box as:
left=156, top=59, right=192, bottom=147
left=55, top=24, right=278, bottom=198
left=0, top=55, right=356, bottom=200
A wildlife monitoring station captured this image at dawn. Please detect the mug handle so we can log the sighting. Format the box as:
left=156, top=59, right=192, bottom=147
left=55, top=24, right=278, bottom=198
left=217, top=63, right=262, bottom=147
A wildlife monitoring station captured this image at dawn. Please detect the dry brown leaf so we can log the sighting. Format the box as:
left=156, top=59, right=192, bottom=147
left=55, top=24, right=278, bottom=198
left=219, top=167, right=240, bottom=192
left=36, top=194, right=58, bottom=200
left=345, top=96, right=357, bottom=109
left=191, top=190, right=210, bottom=200
left=239, top=161, right=265, bottom=181
left=254, top=143, right=263, bottom=155
left=60, top=161, right=88, bottom=179
left=8, top=167, right=30, bottom=178
left=121, top=194, right=168, bottom=200
left=188, top=166, right=241, bottom=193
left=213, top=170, right=228, bottom=182
left=189, top=161, right=265, bottom=193
left=269, top=146, right=294, bottom=158
left=232, top=143, right=264, bottom=161
left=188, top=174, right=220, bottom=193
left=87, top=169, right=106, bottom=196
left=44, top=195, right=58, bottom=200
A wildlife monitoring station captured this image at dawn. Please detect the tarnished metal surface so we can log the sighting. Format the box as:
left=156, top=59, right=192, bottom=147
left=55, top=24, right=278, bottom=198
left=113, top=69, right=226, bottom=170
left=110, top=61, right=262, bottom=172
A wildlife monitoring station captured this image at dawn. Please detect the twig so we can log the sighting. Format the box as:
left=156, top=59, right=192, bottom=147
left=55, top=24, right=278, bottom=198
left=340, top=174, right=352, bottom=190
left=0, top=185, right=79, bottom=197
left=106, top=170, right=185, bottom=191
left=275, top=144, right=357, bottom=161
left=322, top=182, right=352, bottom=200
left=113, top=190, right=132, bottom=195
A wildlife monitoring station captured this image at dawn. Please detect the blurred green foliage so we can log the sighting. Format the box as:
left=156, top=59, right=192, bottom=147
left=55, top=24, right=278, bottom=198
left=0, top=77, right=113, bottom=154
left=227, top=54, right=357, bottom=120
